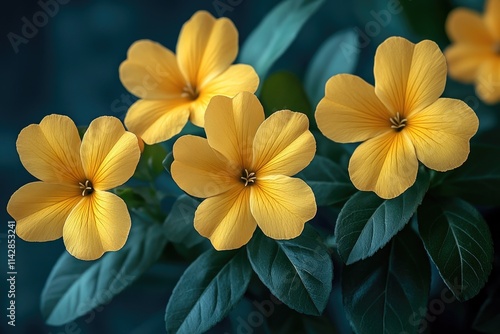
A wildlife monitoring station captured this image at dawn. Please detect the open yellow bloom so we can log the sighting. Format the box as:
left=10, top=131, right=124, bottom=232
left=171, top=92, right=317, bottom=250
left=119, top=10, right=259, bottom=144
left=7, top=115, right=141, bottom=260
left=445, top=0, right=500, bottom=104
left=316, top=36, right=479, bottom=199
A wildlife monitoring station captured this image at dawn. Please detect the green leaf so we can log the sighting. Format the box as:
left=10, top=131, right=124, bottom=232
left=305, top=29, right=359, bottom=106
left=162, top=151, right=174, bottom=174
left=400, top=0, right=450, bottom=45
left=297, top=155, right=356, bottom=206
left=342, top=227, right=431, bottom=334
left=433, top=145, right=500, bottom=206
left=335, top=169, right=430, bottom=265
left=247, top=226, right=333, bottom=316
left=418, top=197, right=494, bottom=301
left=165, top=248, right=252, bottom=334
left=40, top=216, right=168, bottom=326
left=164, top=194, right=205, bottom=248
left=239, top=0, right=325, bottom=81
left=133, top=143, right=168, bottom=181
left=260, top=71, right=313, bottom=122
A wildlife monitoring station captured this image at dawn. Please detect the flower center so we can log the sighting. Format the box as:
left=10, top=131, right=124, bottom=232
left=389, top=112, right=407, bottom=132
left=240, top=169, right=257, bottom=186
left=79, top=180, right=94, bottom=196
left=181, top=83, right=199, bottom=100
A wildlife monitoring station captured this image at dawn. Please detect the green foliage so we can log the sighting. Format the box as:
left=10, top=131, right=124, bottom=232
left=342, top=227, right=431, bottom=334
left=418, top=197, right=494, bottom=301
left=40, top=215, right=169, bottom=326
left=163, top=194, right=205, bottom=248
left=246, top=226, right=333, bottom=316
left=162, top=151, right=174, bottom=174
left=335, top=169, right=430, bottom=264
left=164, top=248, right=252, bottom=334
left=133, top=143, right=168, bottom=181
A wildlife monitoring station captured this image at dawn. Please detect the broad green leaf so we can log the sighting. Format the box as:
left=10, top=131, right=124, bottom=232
left=260, top=71, right=313, bottom=122
left=343, top=227, right=431, bottom=334
left=164, top=194, right=205, bottom=248
left=297, top=155, right=356, bottom=206
left=335, top=169, right=430, bottom=264
left=133, top=143, right=168, bottom=181
left=239, top=0, right=325, bottom=81
left=433, top=145, right=500, bottom=206
left=305, top=29, right=359, bottom=106
left=162, top=151, right=174, bottom=174
left=165, top=248, right=252, bottom=334
left=247, top=226, right=333, bottom=316
left=41, top=215, right=169, bottom=326
left=418, top=197, right=493, bottom=301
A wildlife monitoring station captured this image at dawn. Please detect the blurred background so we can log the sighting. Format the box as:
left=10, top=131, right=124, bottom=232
left=1, top=0, right=498, bottom=333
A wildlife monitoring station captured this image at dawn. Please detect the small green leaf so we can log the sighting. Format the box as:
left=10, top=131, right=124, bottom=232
left=342, top=227, right=431, bottom=334
left=165, top=248, right=252, bottom=334
left=433, top=145, right=500, bottom=206
left=114, top=187, right=146, bottom=209
left=239, top=0, right=325, bottom=81
left=418, top=197, right=494, bottom=301
left=247, top=226, right=333, bottom=316
left=162, top=151, right=174, bottom=174
left=164, top=195, right=205, bottom=248
left=133, top=143, right=168, bottom=181
left=41, top=215, right=168, bottom=326
left=335, top=169, right=430, bottom=264
left=297, top=155, right=356, bottom=206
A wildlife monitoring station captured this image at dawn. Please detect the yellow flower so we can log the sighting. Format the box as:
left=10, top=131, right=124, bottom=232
left=171, top=92, right=317, bottom=250
left=7, top=115, right=141, bottom=260
left=315, top=36, right=479, bottom=199
left=445, top=0, right=500, bottom=104
left=119, top=10, right=259, bottom=144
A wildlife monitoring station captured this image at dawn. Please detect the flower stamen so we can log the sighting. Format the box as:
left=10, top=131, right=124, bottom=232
left=79, top=180, right=93, bottom=196
left=240, top=169, right=257, bottom=186
left=390, top=112, right=407, bottom=131
left=181, top=83, right=199, bottom=100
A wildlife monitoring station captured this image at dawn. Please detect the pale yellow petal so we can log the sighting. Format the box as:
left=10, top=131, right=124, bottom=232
left=252, top=110, right=315, bottom=177
left=407, top=98, right=478, bottom=171
left=16, top=114, right=84, bottom=184
left=176, top=11, right=238, bottom=88
left=204, top=92, right=264, bottom=168
left=374, top=37, right=446, bottom=116
left=119, top=40, right=185, bottom=99
left=315, top=74, right=392, bottom=143
left=124, top=99, right=191, bottom=144
left=485, top=0, right=500, bottom=41
left=475, top=59, right=500, bottom=104
left=445, top=44, right=495, bottom=83
left=349, top=131, right=418, bottom=199
left=63, top=191, right=131, bottom=261
left=250, top=176, right=316, bottom=240
left=7, top=182, right=81, bottom=242
left=171, top=135, right=240, bottom=198
left=194, top=186, right=256, bottom=250
left=446, top=8, right=493, bottom=44
left=189, top=64, right=259, bottom=127
left=81, top=116, right=141, bottom=190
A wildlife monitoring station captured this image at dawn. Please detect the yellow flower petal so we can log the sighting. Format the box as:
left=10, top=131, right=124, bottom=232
left=250, top=176, right=316, bottom=239
left=171, top=135, right=240, bottom=198
left=374, top=37, right=446, bottom=115
left=445, top=44, right=494, bottom=83
left=119, top=40, right=185, bottom=99
left=204, top=92, right=264, bottom=168
left=446, top=8, right=493, bottom=44
left=252, top=110, right=315, bottom=177
left=16, top=114, right=84, bottom=183
left=81, top=116, right=141, bottom=190
left=407, top=98, right=479, bottom=171
left=194, top=187, right=256, bottom=250
left=124, top=99, right=191, bottom=144
left=176, top=11, right=238, bottom=88
left=315, top=74, right=392, bottom=143
left=63, top=191, right=131, bottom=260
left=349, top=131, right=418, bottom=199
left=485, top=0, right=500, bottom=41
left=7, top=182, right=81, bottom=242
left=475, top=59, right=500, bottom=104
